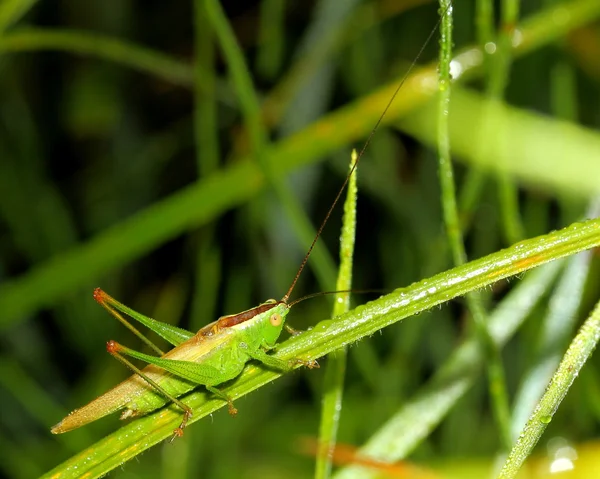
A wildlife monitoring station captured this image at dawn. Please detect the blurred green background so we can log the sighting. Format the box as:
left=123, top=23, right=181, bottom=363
left=1, top=0, right=600, bottom=477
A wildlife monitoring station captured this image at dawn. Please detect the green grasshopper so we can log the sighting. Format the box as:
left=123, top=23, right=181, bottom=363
left=51, top=9, right=447, bottom=441
left=51, top=287, right=314, bottom=438
left=50, top=173, right=348, bottom=438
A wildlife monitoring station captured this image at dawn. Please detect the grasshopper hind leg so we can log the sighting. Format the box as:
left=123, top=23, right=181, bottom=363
left=107, top=340, right=194, bottom=440
left=170, top=409, right=193, bottom=441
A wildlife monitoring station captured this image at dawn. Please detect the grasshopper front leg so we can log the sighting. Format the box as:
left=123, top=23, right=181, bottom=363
left=244, top=345, right=319, bottom=372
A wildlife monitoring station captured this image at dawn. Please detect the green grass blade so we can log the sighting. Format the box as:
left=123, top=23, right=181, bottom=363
left=399, top=86, right=600, bottom=197
left=333, top=260, right=564, bottom=479
left=510, top=243, right=595, bottom=438
left=42, top=217, right=600, bottom=478
left=437, top=0, right=511, bottom=449
left=498, top=297, right=600, bottom=478
left=437, top=2, right=460, bottom=266
left=255, top=0, right=285, bottom=80
left=0, top=29, right=194, bottom=87
left=315, top=151, right=358, bottom=479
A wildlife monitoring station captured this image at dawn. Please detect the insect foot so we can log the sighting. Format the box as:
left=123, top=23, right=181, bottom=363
left=285, top=324, right=303, bottom=336
left=289, top=358, right=320, bottom=369
left=170, top=407, right=193, bottom=442
left=227, top=403, right=239, bottom=417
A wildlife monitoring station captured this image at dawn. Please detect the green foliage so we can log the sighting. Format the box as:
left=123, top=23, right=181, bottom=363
left=1, top=0, right=600, bottom=478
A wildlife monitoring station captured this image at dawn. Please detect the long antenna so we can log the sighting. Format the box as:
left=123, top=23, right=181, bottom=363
left=282, top=5, right=451, bottom=304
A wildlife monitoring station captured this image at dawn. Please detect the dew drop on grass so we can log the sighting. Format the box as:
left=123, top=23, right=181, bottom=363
left=314, top=320, right=333, bottom=332
left=540, top=415, right=552, bottom=424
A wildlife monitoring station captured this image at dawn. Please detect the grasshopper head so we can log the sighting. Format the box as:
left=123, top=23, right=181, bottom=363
left=260, top=301, right=290, bottom=347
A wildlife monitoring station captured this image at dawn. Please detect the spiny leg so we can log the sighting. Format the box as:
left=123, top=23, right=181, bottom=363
left=106, top=340, right=193, bottom=440
left=245, top=347, right=319, bottom=372
left=258, top=333, right=318, bottom=369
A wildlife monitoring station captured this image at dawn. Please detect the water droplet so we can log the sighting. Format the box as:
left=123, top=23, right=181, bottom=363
left=314, top=320, right=333, bottom=332
left=540, top=415, right=552, bottom=424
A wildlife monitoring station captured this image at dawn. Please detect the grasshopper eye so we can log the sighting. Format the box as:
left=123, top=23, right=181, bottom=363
left=270, top=313, right=283, bottom=327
